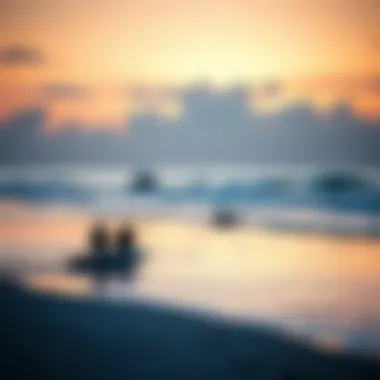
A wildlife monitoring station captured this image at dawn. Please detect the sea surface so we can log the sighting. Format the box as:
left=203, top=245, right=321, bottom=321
left=1, top=164, right=380, bottom=358
left=0, top=164, right=380, bottom=230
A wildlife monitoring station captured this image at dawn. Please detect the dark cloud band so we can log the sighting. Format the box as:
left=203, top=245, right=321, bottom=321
left=43, top=84, right=91, bottom=99
left=0, top=46, right=45, bottom=66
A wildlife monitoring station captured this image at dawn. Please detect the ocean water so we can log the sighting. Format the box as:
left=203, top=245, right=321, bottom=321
left=1, top=164, right=380, bottom=358
left=0, top=164, right=380, bottom=233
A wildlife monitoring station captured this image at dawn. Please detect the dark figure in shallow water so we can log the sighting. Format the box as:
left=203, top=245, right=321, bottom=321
left=89, top=221, right=109, bottom=258
left=68, top=222, right=141, bottom=278
left=114, top=224, right=140, bottom=278
left=67, top=221, right=111, bottom=278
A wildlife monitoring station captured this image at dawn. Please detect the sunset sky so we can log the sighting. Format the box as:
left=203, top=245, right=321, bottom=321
left=1, top=0, right=379, bottom=129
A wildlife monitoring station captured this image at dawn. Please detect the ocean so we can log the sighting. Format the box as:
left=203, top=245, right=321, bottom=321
left=1, top=164, right=380, bottom=232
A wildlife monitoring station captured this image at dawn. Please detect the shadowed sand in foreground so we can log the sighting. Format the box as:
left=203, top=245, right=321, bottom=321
left=1, top=280, right=380, bottom=380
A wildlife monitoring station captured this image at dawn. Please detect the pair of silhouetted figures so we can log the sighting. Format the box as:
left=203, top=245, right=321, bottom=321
left=69, top=222, right=141, bottom=279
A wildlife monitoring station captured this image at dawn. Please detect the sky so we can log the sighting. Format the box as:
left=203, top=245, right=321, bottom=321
left=1, top=0, right=379, bottom=129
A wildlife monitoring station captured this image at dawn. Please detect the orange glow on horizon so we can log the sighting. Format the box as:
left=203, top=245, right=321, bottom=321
left=1, top=0, right=379, bottom=126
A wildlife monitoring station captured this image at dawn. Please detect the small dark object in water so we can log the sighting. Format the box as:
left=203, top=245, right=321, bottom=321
left=131, top=170, right=159, bottom=193
left=212, top=208, right=238, bottom=228
left=311, top=173, right=369, bottom=194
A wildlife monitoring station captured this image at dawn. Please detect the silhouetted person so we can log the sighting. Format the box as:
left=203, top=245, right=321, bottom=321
left=89, top=221, right=109, bottom=259
left=69, top=222, right=142, bottom=281
left=114, top=224, right=140, bottom=278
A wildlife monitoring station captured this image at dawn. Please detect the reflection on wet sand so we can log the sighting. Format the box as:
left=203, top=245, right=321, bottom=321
left=1, top=202, right=380, bottom=356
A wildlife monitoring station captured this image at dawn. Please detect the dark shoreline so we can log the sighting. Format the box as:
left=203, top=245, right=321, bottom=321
left=1, top=279, right=380, bottom=380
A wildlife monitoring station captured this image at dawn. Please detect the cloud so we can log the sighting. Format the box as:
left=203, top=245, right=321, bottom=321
left=43, top=83, right=91, bottom=100
left=290, top=75, right=380, bottom=97
left=1, top=83, right=380, bottom=165
left=348, top=76, right=380, bottom=94
left=366, top=76, right=380, bottom=93
left=258, top=81, right=283, bottom=97
left=0, top=45, right=45, bottom=66
left=126, top=83, right=182, bottom=108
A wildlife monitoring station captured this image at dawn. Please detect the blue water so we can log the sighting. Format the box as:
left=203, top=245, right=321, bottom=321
left=1, top=165, right=380, bottom=233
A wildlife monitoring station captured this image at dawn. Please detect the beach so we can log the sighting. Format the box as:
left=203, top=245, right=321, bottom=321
left=1, top=200, right=380, bottom=357
left=2, top=279, right=380, bottom=380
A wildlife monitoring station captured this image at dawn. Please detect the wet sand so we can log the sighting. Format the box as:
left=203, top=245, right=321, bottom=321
left=2, top=280, right=380, bottom=380
left=1, top=202, right=380, bottom=355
